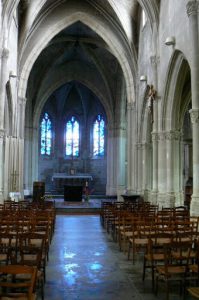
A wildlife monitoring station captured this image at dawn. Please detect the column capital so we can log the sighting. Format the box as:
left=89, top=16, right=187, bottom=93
left=106, top=129, right=114, bottom=140
left=136, top=142, right=152, bottom=150
left=0, top=129, right=5, bottom=139
left=158, top=132, right=167, bottom=141
left=165, top=130, right=182, bottom=141
left=150, top=55, right=160, bottom=66
left=115, top=125, right=126, bottom=132
left=151, top=132, right=159, bottom=141
left=186, top=1, right=198, bottom=17
left=142, top=141, right=152, bottom=149
left=189, top=108, right=199, bottom=123
left=0, top=48, right=9, bottom=59
left=18, top=97, right=27, bottom=106
left=152, top=131, right=168, bottom=141
left=136, top=143, right=144, bottom=150
left=127, top=102, right=135, bottom=111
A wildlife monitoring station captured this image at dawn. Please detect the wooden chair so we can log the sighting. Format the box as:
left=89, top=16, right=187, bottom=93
left=188, top=239, right=199, bottom=287
left=110, top=206, right=126, bottom=242
left=118, top=213, right=134, bottom=252
left=113, top=203, right=130, bottom=235
left=127, top=219, right=152, bottom=263
left=0, top=264, right=37, bottom=300
left=117, top=211, right=132, bottom=251
left=143, top=233, right=172, bottom=290
left=33, top=219, right=51, bottom=264
left=19, top=233, right=45, bottom=299
left=10, top=233, right=45, bottom=300
left=0, top=233, right=12, bottom=265
left=155, top=240, right=192, bottom=300
left=100, top=201, right=114, bottom=231
left=187, top=287, right=199, bottom=299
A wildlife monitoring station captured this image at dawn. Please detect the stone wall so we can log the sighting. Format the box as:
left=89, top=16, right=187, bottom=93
left=38, top=82, right=107, bottom=194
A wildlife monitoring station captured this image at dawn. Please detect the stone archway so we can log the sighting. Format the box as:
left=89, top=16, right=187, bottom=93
left=138, top=85, right=153, bottom=200
left=18, top=4, right=135, bottom=105
left=161, top=50, right=191, bottom=207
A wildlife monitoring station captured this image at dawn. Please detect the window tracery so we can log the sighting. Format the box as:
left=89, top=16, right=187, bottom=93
left=66, top=116, right=79, bottom=156
left=40, top=113, right=52, bottom=156
left=93, top=114, right=105, bottom=157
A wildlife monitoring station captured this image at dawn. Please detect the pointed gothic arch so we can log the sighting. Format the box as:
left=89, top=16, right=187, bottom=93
left=159, top=50, right=191, bottom=206
left=139, top=85, right=153, bottom=143
left=137, top=85, right=153, bottom=196
left=18, top=3, right=135, bottom=104
left=32, top=65, right=114, bottom=129
left=162, top=50, right=191, bottom=131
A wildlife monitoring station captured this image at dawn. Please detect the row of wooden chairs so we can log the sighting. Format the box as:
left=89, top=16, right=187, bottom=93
left=153, top=238, right=199, bottom=300
left=0, top=232, right=46, bottom=298
left=0, top=264, right=37, bottom=299
left=0, top=199, right=56, bottom=299
left=101, top=200, right=199, bottom=299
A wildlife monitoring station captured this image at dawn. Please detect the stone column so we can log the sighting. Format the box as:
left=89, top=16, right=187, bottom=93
left=136, top=143, right=143, bottom=193
left=0, top=3, right=2, bottom=48
left=0, top=129, right=4, bottom=203
left=150, top=56, right=159, bottom=203
left=115, top=124, right=126, bottom=200
left=126, top=102, right=136, bottom=193
left=0, top=48, right=9, bottom=129
left=187, top=1, right=199, bottom=215
left=106, top=126, right=117, bottom=195
left=187, top=1, right=199, bottom=109
left=142, top=142, right=152, bottom=200
left=32, top=126, right=39, bottom=185
left=18, top=97, right=26, bottom=138
left=18, top=97, right=26, bottom=197
left=24, top=98, right=33, bottom=192
left=24, top=124, right=33, bottom=192
left=0, top=48, right=9, bottom=202
left=189, top=109, right=199, bottom=215
left=151, top=132, right=158, bottom=203
left=166, top=132, right=174, bottom=195
left=157, top=132, right=167, bottom=207
left=165, top=130, right=183, bottom=206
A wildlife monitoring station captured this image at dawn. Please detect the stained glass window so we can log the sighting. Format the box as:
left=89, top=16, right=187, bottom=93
left=93, top=114, right=105, bottom=157
left=66, top=116, right=79, bottom=156
left=40, top=113, right=52, bottom=155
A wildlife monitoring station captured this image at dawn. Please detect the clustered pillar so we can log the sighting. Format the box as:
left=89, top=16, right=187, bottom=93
left=187, top=1, right=199, bottom=215
left=0, top=48, right=9, bottom=203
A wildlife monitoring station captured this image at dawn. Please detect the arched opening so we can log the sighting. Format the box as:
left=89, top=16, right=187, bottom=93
left=37, top=82, right=107, bottom=195
left=24, top=19, right=125, bottom=198
left=183, top=104, right=192, bottom=208
left=162, top=51, right=191, bottom=207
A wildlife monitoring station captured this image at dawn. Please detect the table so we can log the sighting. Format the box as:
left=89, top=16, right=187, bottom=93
left=52, top=173, right=93, bottom=181
left=121, top=194, right=141, bottom=203
left=52, top=173, right=93, bottom=194
left=64, top=185, right=83, bottom=202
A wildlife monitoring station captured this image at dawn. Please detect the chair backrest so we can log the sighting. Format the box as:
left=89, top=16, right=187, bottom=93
left=0, top=264, right=37, bottom=300
left=0, top=233, right=13, bottom=264
left=17, top=233, right=45, bottom=269
left=163, top=240, right=192, bottom=272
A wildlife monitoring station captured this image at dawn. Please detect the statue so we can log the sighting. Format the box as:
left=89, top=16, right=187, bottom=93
left=147, top=85, right=156, bottom=123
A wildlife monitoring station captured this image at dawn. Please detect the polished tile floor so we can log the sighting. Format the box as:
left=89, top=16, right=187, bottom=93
left=44, top=214, right=195, bottom=300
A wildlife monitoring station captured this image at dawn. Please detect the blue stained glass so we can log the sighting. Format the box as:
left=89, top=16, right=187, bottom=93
left=40, top=113, right=52, bottom=155
left=93, top=115, right=105, bottom=157
left=66, top=117, right=79, bottom=156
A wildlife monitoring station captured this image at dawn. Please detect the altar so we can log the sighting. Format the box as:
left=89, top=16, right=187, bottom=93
left=51, top=173, right=93, bottom=195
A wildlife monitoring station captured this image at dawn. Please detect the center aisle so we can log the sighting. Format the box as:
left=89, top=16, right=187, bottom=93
left=44, top=215, right=142, bottom=300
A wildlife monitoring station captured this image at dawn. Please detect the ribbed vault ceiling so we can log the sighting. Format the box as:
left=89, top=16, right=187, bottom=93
left=14, top=0, right=158, bottom=112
